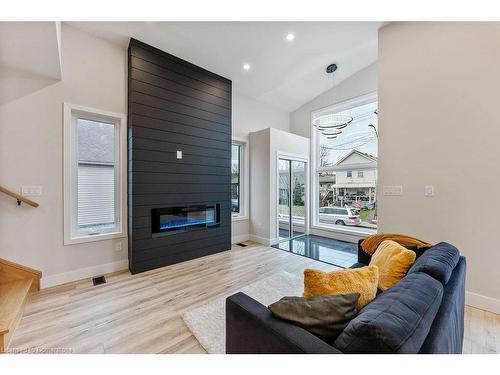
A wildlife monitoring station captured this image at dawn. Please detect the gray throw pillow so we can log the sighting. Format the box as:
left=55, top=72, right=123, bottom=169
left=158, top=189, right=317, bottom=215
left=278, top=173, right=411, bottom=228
left=268, top=293, right=360, bottom=344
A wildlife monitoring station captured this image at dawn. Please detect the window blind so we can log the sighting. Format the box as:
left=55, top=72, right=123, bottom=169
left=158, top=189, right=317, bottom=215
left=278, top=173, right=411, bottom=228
left=77, top=163, right=115, bottom=227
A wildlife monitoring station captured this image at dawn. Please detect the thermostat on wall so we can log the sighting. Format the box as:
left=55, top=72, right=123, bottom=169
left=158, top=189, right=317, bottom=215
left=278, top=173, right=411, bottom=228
left=176, top=150, right=182, bottom=159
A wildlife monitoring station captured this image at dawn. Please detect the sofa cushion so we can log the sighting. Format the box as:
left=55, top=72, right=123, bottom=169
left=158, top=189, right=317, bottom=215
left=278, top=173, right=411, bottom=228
left=334, top=272, right=444, bottom=353
left=407, top=242, right=460, bottom=285
left=369, top=240, right=416, bottom=290
left=303, top=266, right=379, bottom=309
left=268, top=293, right=360, bottom=344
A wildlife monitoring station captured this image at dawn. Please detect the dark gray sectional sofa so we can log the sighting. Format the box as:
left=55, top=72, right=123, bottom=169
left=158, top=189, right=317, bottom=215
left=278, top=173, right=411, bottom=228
left=225, top=242, right=466, bottom=354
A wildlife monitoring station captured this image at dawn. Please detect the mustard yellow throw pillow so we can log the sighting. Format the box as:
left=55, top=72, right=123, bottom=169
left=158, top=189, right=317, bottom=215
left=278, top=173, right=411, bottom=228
left=303, top=266, right=379, bottom=309
left=369, top=240, right=416, bottom=291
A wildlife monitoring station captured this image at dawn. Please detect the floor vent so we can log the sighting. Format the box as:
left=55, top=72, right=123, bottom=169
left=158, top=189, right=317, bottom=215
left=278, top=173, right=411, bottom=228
left=92, top=275, right=106, bottom=286
left=236, top=242, right=248, bottom=247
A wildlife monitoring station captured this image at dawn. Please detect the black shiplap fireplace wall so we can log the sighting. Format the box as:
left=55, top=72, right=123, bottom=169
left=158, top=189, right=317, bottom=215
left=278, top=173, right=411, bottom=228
left=128, top=38, right=232, bottom=274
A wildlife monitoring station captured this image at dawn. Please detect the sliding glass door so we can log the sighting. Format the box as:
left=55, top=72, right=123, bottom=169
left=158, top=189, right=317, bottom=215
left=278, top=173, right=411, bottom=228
left=278, top=158, right=306, bottom=241
left=278, top=159, right=291, bottom=240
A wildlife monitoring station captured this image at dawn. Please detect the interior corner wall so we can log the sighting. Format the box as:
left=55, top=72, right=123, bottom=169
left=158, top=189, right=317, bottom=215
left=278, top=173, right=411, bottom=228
left=378, top=22, right=500, bottom=313
left=289, top=63, right=378, bottom=139
left=268, top=128, right=310, bottom=242
left=249, top=128, right=309, bottom=245
left=0, top=24, right=128, bottom=287
left=249, top=129, right=271, bottom=243
left=231, top=92, right=290, bottom=242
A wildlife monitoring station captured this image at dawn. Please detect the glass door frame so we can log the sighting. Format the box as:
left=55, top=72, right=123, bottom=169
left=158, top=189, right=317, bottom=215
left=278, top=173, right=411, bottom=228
left=276, top=152, right=309, bottom=242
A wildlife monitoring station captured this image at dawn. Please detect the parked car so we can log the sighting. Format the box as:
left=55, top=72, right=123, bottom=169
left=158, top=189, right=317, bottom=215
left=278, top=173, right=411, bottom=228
left=318, top=206, right=361, bottom=226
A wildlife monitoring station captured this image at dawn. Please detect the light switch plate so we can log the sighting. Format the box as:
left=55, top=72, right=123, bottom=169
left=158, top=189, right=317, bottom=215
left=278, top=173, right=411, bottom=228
left=383, top=185, right=403, bottom=196
left=424, top=185, right=434, bottom=197
left=21, top=185, right=42, bottom=197
left=176, top=150, right=182, bottom=159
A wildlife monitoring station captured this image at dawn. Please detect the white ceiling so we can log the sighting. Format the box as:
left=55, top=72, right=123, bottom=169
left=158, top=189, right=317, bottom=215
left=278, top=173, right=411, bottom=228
left=0, top=22, right=62, bottom=105
left=69, top=22, right=382, bottom=112
left=0, top=22, right=62, bottom=80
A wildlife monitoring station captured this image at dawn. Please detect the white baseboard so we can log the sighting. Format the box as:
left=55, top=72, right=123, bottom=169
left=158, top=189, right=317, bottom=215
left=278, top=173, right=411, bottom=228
left=249, top=234, right=275, bottom=246
left=269, top=237, right=280, bottom=246
left=466, top=291, right=500, bottom=315
left=231, top=234, right=250, bottom=244
left=41, top=259, right=129, bottom=289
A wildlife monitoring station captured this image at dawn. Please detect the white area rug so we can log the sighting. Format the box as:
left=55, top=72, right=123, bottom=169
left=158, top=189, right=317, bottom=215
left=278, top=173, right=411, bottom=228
left=182, top=272, right=303, bottom=354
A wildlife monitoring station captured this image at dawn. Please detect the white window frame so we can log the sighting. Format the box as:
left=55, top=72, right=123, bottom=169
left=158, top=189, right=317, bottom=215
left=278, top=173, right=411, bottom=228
left=310, top=91, right=378, bottom=236
left=63, top=103, right=127, bottom=245
left=231, top=137, right=249, bottom=221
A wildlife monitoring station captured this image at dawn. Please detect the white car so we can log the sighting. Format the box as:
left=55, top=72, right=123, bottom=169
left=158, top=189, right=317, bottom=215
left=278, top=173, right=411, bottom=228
left=318, top=206, right=361, bottom=226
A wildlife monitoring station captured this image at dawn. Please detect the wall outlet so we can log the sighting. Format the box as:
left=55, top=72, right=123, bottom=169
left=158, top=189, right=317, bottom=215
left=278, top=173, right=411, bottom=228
left=424, top=185, right=435, bottom=197
left=383, top=185, right=403, bottom=196
left=115, top=242, right=123, bottom=252
left=21, top=185, right=42, bottom=197
left=176, top=150, right=183, bottom=159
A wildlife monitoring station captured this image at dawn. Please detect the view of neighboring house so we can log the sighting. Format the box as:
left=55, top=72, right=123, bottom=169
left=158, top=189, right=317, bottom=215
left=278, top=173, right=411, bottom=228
left=77, top=119, right=116, bottom=232
left=279, top=166, right=305, bottom=206
left=318, top=150, right=377, bottom=228
left=331, top=150, right=377, bottom=208
left=319, top=150, right=377, bottom=208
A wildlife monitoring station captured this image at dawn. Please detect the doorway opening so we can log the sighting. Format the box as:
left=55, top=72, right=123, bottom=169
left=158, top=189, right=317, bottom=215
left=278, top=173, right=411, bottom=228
left=278, top=158, right=307, bottom=242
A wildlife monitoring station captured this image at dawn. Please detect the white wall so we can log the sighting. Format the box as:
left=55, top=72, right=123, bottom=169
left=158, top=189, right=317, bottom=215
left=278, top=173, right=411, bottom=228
left=231, top=92, right=290, bottom=242
left=249, top=129, right=271, bottom=243
left=0, top=24, right=128, bottom=287
left=290, top=63, right=377, bottom=139
left=378, top=22, right=500, bottom=313
left=232, top=92, right=290, bottom=139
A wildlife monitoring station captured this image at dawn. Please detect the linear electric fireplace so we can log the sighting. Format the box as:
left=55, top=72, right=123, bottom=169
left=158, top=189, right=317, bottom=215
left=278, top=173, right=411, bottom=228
left=151, top=204, right=221, bottom=237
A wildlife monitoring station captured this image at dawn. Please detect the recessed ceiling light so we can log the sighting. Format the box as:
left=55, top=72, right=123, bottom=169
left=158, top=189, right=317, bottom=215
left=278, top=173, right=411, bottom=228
left=243, top=63, right=251, bottom=71
left=286, top=33, right=295, bottom=41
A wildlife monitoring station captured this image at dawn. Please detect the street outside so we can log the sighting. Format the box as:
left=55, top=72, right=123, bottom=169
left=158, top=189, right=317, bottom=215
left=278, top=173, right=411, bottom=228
left=279, top=204, right=376, bottom=229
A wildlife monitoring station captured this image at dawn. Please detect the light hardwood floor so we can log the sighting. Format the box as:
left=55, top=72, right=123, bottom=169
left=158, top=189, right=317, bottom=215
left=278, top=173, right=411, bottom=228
left=9, top=242, right=500, bottom=354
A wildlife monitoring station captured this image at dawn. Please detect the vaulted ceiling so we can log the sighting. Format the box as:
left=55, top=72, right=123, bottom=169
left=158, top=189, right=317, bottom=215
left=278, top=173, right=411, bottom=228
left=69, top=22, right=382, bottom=112
left=0, top=22, right=62, bottom=105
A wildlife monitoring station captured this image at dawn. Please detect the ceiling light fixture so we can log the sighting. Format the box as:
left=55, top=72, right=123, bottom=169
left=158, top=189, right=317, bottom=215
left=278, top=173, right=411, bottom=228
left=286, top=33, right=295, bottom=41
left=312, top=63, right=354, bottom=138
left=243, top=63, right=251, bottom=71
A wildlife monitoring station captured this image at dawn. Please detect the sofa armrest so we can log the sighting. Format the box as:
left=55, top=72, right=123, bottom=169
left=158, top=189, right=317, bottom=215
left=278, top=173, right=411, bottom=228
left=225, top=292, right=341, bottom=354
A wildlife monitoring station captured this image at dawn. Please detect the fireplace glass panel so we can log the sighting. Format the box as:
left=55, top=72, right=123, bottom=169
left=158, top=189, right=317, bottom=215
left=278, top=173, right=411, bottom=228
left=152, top=204, right=220, bottom=236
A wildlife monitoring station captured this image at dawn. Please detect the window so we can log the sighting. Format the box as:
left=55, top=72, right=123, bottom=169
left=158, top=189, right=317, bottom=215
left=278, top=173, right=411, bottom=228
left=312, top=93, right=378, bottom=233
left=231, top=144, right=241, bottom=214
left=231, top=139, right=247, bottom=219
left=64, top=103, right=126, bottom=244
